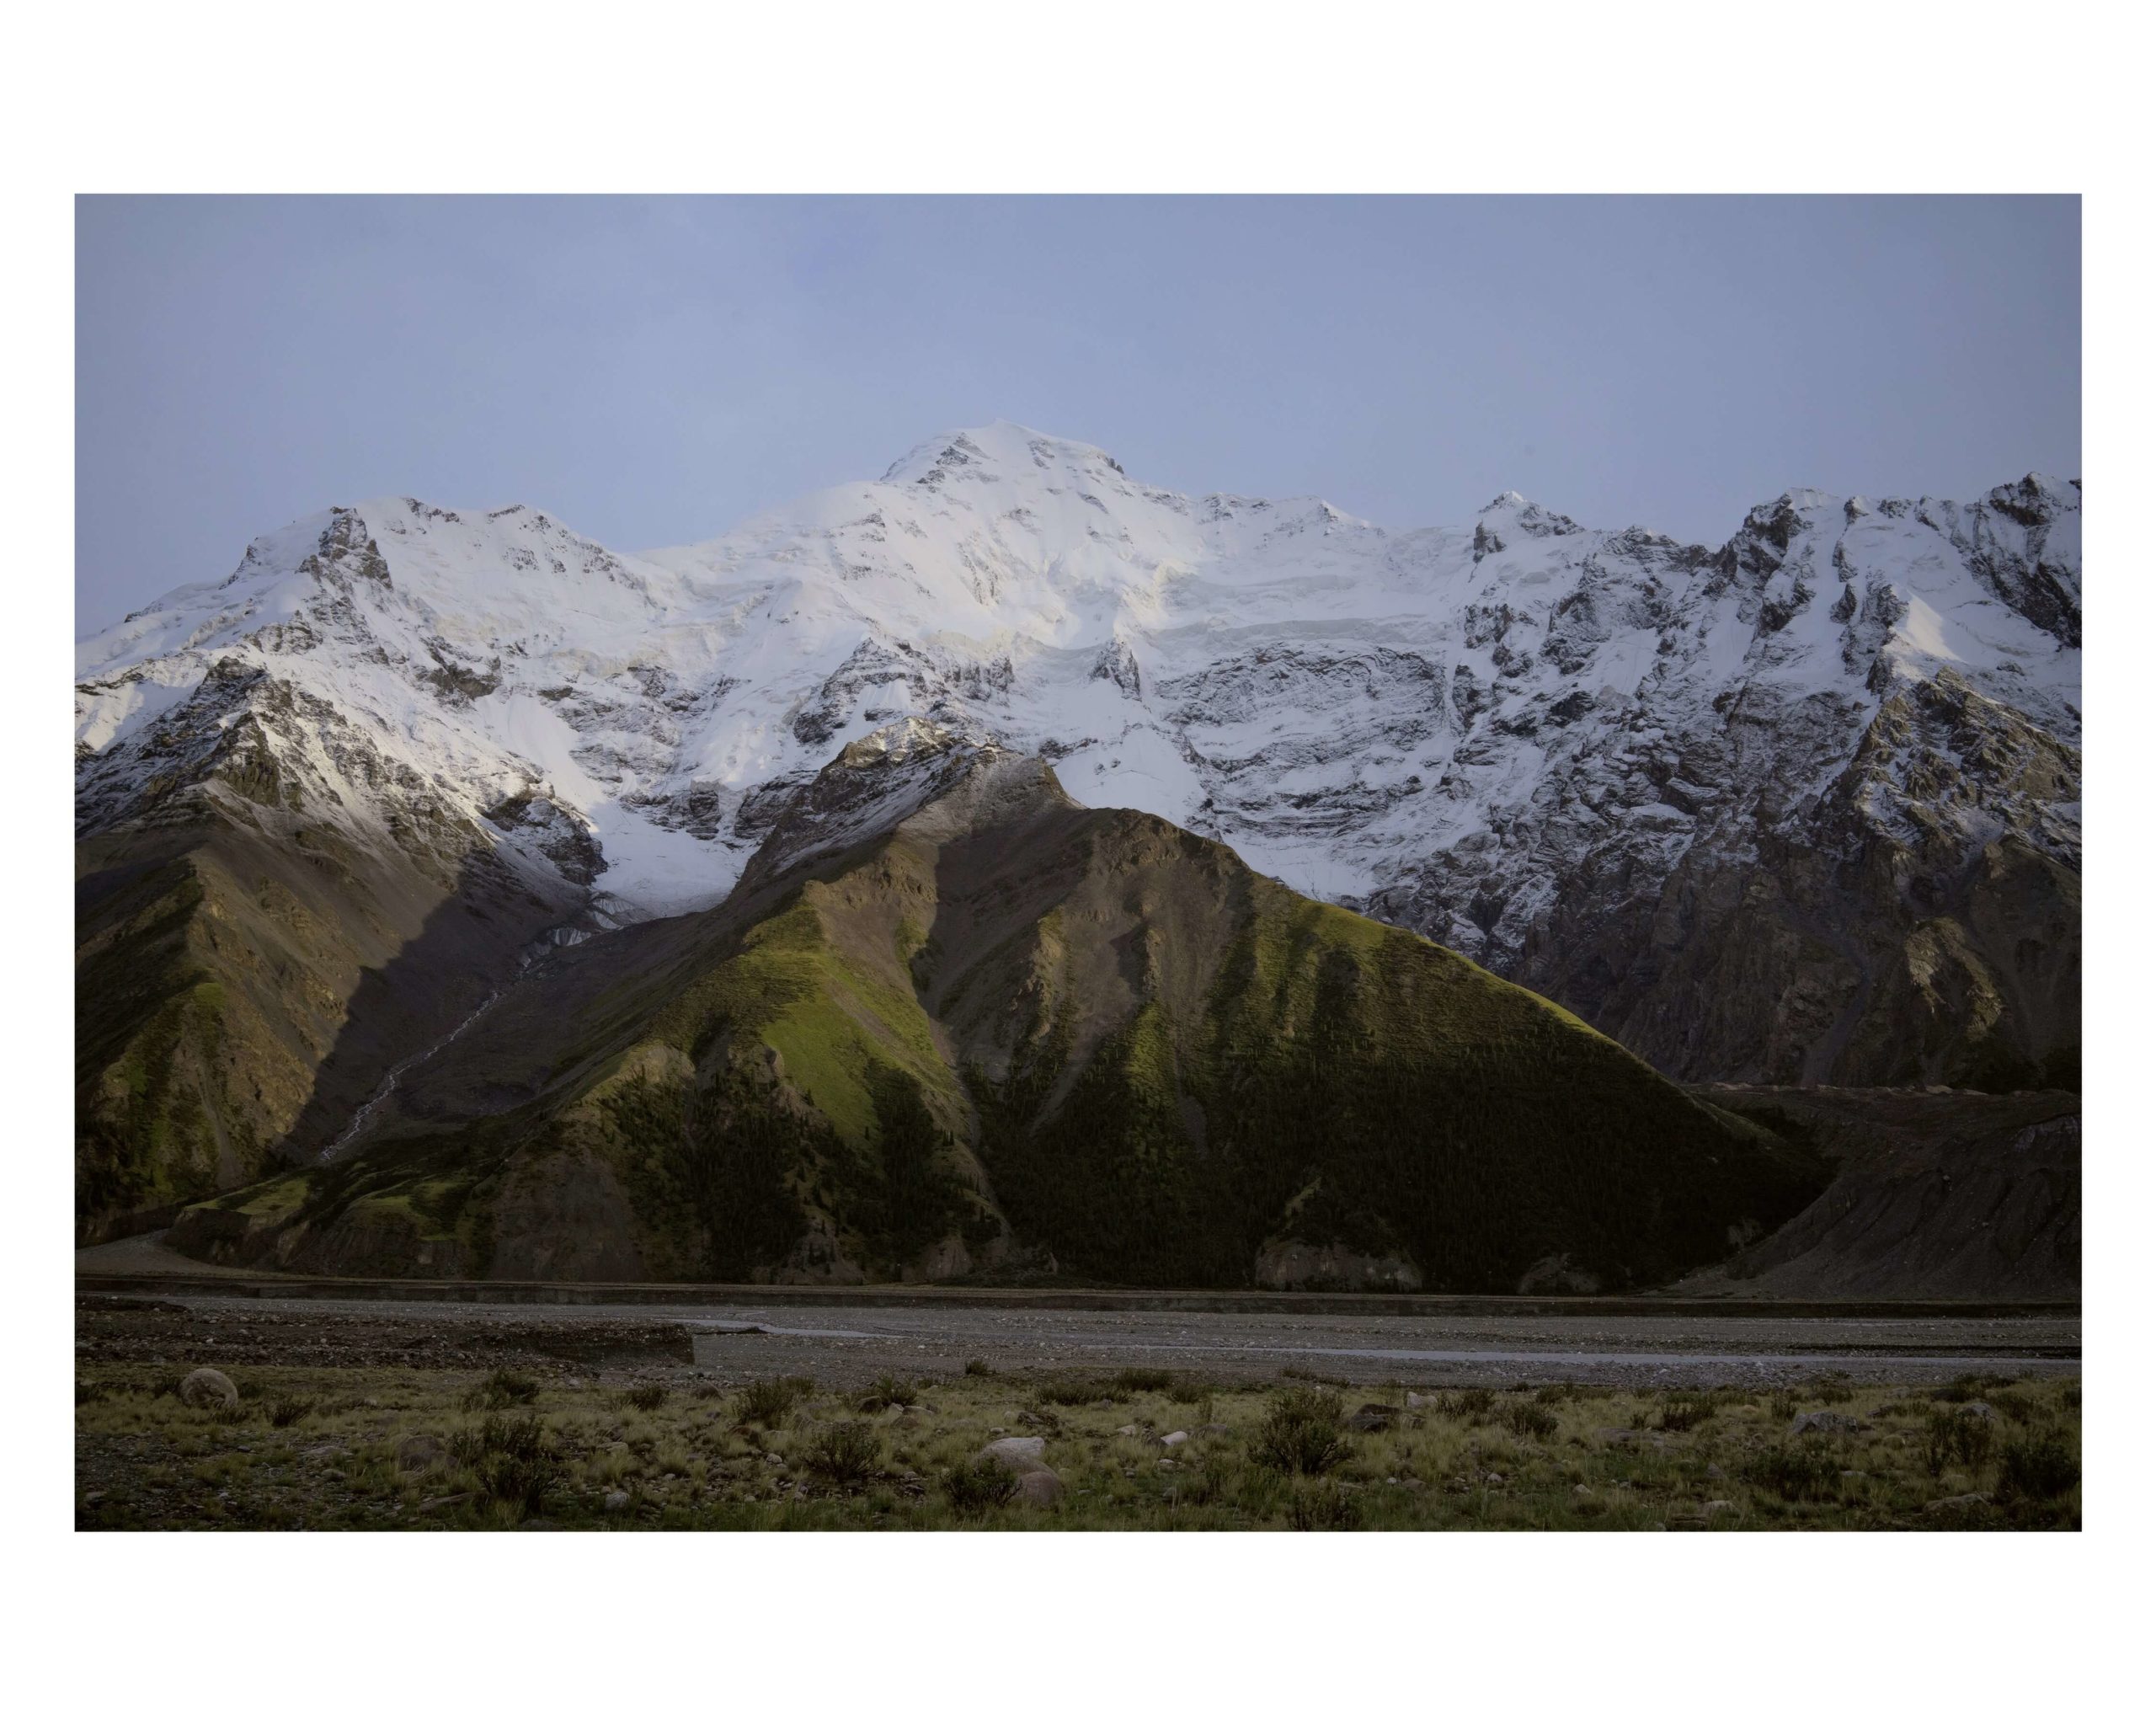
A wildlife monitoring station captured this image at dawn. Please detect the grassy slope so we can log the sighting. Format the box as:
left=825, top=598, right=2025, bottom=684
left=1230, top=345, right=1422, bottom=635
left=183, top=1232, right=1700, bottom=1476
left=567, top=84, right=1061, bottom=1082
left=179, top=788, right=1822, bottom=1289
left=970, top=857, right=1819, bottom=1288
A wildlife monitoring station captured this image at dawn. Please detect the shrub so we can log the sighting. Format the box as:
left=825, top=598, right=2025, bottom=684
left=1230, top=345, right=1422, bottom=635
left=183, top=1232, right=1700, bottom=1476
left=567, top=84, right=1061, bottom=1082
left=856, top=1375, right=915, bottom=1413
left=1251, top=1386, right=1348, bottom=1477
left=1924, top=1407, right=1994, bottom=1476
left=266, top=1396, right=314, bottom=1429
left=1500, top=1400, right=1559, bottom=1440
left=451, top=1413, right=562, bottom=1518
left=1113, top=1367, right=1177, bottom=1395
left=1741, top=1441, right=1841, bottom=1502
left=734, top=1376, right=811, bottom=1426
left=804, top=1421, right=883, bottom=1489
left=940, top=1457, right=1021, bottom=1516
left=963, top=1359, right=994, bottom=1377
left=465, top=1367, right=540, bottom=1411
left=1434, top=1388, right=1495, bottom=1421
left=1036, top=1376, right=1114, bottom=1407
left=1999, top=1432, right=2079, bottom=1500
left=617, top=1383, right=670, bottom=1413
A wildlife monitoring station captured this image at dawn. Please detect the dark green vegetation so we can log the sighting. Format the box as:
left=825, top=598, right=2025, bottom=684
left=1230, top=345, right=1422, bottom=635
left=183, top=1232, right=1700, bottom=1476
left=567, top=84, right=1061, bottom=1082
left=164, top=739, right=1827, bottom=1291
left=73, top=1362, right=2082, bottom=1532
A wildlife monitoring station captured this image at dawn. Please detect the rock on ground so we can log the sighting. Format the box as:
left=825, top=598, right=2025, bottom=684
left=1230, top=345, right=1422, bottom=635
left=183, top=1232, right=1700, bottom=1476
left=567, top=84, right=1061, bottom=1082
left=179, top=1367, right=237, bottom=1410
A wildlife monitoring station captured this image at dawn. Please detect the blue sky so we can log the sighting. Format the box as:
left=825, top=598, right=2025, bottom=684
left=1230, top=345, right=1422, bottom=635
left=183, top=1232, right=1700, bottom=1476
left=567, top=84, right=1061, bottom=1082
left=76, top=195, right=2079, bottom=623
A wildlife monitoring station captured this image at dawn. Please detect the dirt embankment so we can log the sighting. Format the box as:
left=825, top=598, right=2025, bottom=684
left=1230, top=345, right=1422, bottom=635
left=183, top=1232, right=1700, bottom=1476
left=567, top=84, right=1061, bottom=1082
left=1675, top=1087, right=2079, bottom=1300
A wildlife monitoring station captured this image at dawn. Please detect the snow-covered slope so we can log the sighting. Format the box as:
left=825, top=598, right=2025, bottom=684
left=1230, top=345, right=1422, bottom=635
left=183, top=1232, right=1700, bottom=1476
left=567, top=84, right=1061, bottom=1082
left=77, top=421, right=2081, bottom=1087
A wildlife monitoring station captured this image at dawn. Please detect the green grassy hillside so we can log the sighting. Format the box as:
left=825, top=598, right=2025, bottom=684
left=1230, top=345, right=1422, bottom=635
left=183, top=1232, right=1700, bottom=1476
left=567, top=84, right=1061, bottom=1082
left=170, top=744, right=1824, bottom=1288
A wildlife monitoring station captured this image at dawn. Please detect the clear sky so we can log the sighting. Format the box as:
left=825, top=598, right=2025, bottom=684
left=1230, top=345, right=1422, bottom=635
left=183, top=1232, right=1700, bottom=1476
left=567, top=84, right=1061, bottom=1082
left=76, top=195, right=2079, bottom=627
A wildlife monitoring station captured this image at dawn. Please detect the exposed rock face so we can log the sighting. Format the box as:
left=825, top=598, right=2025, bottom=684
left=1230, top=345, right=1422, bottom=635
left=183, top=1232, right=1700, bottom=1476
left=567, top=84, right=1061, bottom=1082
left=1670, top=1086, right=2079, bottom=1300
left=77, top=428, right=2080, bottom=1234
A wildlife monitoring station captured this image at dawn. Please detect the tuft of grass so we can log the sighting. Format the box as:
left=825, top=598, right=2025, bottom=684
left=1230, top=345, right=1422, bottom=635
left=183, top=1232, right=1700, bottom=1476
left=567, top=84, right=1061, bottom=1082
left=1741, top=1441, right=1841, bottom=1502
left=963, top=1359, right=994, bottom=1377
left=617, top=1384, right=670, bottom=1413
left=1112, top=1367, right=1177, bottom=1395
left=266, top=1396, right=314, bottom=1429
left=465, top=1367, right=540, bottom=1411
left=803, top=1421, right=883, bottom=1489
left=856, top=1375, right=916, bottom=1414
left=1287, top=1480, right=1364, bottom=1531
left=1657, top=1392, right=1718, bottom=1434
left=1500, top=1399, right=1559, bottom=1440
left=1998, top=1432, right=2079, bottom=1501
left=940, top=1457, right=1021, bottom=1517
left=1433, top=1388, right=1495, bottom=1421
left=1036, top=1376, right=1117, bottom=1407
left=1924, top=1407, right=1994, bottom=1476
left=1251, top=1386, right=1348, bottom=1477
left=734, top=1376, right=812, bottom=1426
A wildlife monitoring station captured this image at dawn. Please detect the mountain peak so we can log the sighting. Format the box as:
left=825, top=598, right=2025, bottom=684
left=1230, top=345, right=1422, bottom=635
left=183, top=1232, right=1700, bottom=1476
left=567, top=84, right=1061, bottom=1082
left=879, top=421, right=1127, bottom=488
left=740, top=718, right=1069, bottom=893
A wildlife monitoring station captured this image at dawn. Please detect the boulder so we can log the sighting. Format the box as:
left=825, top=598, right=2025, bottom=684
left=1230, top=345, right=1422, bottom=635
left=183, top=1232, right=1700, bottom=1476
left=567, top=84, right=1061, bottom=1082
left=603, top=1489, right=631, bottom=1512
left=179, top=1368, right=237, bottom=1411
left=977, top=1435, right=1049, bottom=1473
left=1013, top=1469, right=1065, bottom=1507
left=1159, top=1430, right=1190, bottom=1448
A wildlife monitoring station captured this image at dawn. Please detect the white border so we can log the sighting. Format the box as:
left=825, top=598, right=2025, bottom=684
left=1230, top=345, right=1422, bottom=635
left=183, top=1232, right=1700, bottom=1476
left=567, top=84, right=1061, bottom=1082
left=7, top=3, right=2144, bottom=1719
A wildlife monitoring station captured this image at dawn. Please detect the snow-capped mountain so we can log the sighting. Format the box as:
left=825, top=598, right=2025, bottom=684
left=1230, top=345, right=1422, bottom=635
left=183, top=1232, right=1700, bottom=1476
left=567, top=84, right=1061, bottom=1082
left=76, top=421, right=2081, bottom=1117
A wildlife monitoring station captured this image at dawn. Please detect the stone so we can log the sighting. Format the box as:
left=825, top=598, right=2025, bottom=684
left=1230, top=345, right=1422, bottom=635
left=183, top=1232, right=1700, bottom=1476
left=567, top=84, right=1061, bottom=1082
left=1012, top=1469, right=1065, bottom=1508
left=603, top=1489, right=631, bottom=1512
left=1160, top=1430, right=1190, bottom=1448
left=1346, top=1404, right=1396, bottom=1433
left=396, top=1434, right=447, bottom=1473
left=179, top=1368, right=237, bottom=1411
left=1958, top=1402, right=1999, bottom=1423
left=976, top=1435, right=1049, bottom=1473
left=1197, top=1423, right=1232, bottom=1439
left=1115, top=1424, right=1141, bottom=1438
left=1704, top=1499, right=1736, bottom=1515
left=1788, top=1411, right=1864, bottom=1437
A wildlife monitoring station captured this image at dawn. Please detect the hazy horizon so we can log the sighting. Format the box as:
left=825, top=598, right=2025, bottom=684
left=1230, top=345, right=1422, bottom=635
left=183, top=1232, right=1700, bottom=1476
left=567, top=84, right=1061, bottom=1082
left=76, top=195, right=2080, bottom=627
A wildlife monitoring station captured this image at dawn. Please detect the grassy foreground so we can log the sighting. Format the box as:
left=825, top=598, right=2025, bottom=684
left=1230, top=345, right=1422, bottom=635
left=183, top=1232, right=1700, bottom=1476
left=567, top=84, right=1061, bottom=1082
left=75, top=1364, right=2080, bottom=1532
